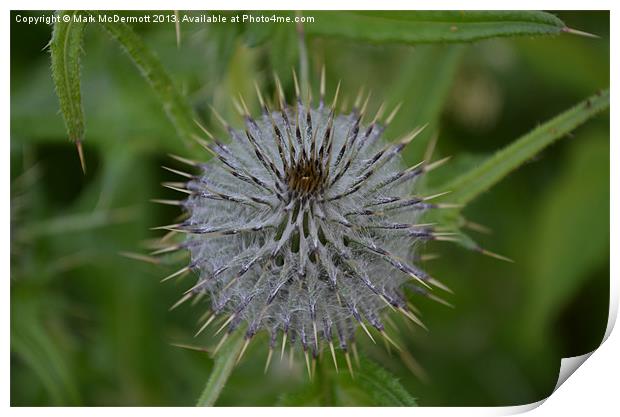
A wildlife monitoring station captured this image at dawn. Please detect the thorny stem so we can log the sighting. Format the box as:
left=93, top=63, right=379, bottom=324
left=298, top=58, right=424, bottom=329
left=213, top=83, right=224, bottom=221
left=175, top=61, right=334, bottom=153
left=88, top=11, right=202, bottom=149
left=439, top=89, right=610, bottom=206
left=196, top=330, right=245, bottom=406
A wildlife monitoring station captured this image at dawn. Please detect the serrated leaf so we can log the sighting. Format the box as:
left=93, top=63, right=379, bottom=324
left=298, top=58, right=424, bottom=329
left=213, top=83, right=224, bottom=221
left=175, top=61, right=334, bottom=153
left=50, top=11, right=202, bottom=160
left=338, top=358, right=418, bottom=406
left=302, top=11, right=569, bottom=44
left=49, top=11, right=86, bottom=144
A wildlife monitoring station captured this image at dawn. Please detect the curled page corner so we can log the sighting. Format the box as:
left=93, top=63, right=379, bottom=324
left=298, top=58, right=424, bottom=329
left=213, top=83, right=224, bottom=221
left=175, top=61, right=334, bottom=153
left=544, top=288, right=617, bottom=404
left=554, top=352, right=595, bottom=391
left=501, top=295, right=617, bottom=415
left=550, top=290, right=619, bottom=391
left=500, top=350, right=598, bottom=415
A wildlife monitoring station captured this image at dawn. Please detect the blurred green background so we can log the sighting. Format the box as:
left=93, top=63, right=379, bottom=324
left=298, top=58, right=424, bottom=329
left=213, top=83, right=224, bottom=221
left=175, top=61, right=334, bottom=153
left=10, top=10, right=609, bottom=406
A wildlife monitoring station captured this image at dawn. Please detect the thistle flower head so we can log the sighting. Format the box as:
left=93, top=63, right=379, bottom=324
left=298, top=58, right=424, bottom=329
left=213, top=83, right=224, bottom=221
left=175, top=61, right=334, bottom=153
left=161, top=73, right=452, bottom=369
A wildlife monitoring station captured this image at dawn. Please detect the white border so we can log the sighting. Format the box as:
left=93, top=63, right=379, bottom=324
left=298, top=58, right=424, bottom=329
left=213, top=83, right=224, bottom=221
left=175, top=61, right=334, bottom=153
left=3, top=1, right=616, bottom=415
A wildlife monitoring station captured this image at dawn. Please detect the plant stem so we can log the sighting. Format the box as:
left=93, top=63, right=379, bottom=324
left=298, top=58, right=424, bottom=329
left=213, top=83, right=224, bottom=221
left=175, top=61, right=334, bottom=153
left=88, top=11, right=201, bottom=148
left=196, top=331, right=245, bottom=407
left=296, top=11, right=310, bottom=98
left=441, top=89, right=610, bottom=206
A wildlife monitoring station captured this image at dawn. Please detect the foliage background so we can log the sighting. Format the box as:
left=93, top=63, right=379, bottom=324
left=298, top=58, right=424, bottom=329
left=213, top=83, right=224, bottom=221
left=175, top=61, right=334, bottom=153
left=10, top=10, right=609, bottom=406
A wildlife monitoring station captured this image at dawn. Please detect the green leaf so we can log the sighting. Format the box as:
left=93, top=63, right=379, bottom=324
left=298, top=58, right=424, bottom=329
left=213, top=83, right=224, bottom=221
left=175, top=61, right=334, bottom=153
left=387, top=44, right=464, bottom=163
left=439, top=89, right=609, bottom=206
left=276, top=389, right=324, bottom=406
left=11, top=291, right=81, bottom=405
left=522, top=129, right=609, bottom=343
left=49, top=11, right=202, bottom=156
left=277, top=357, right=417, bottom=406
left=49, top=11, right=86, bottom=144
left=341, top=358, right=418, bottom=406
left=196, top=330, right=245, bottom=406
left=423, top=152, right=489, bottom=192
left=90, top=12, right=201, bottom=147
left=303, top=11, right=569, bottom=44
left=16, top=207, right=135, bottom=241
left=242, top=20, right=276, bottom=47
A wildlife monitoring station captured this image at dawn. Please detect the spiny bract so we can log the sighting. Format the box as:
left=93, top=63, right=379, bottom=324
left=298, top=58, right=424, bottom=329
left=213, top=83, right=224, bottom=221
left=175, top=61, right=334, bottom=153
left=161, top=73, right=453, bottom=370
